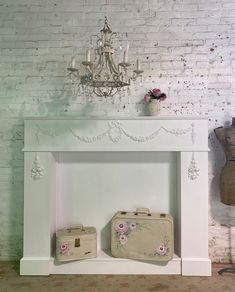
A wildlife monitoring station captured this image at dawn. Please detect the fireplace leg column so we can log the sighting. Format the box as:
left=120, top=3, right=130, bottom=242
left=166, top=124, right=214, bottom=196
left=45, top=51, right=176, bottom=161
left=20, top=152, right=56, bottom=275
left=179, top=151, right=211, bottom=276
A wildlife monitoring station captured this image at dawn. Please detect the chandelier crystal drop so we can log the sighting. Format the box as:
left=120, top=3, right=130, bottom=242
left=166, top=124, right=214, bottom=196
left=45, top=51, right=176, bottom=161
left=67, top=17, right=144, bottom=98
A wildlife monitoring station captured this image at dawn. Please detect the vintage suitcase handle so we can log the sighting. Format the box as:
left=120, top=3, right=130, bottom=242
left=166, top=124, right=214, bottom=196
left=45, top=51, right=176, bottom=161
left=134, top=208, right=151, bottom=216
left=67, top=224, right=84, bottom=232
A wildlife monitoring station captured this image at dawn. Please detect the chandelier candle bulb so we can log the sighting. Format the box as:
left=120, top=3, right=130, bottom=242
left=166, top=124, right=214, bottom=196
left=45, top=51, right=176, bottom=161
left=136, top=59, right=140, bottom=71
left=125, top=43, right=129, bottom=61
left=123, top=50, right=128, bottom=63
left=86, top=49, right=91, bottom=62
left=71, top=57, right=76, bottom=68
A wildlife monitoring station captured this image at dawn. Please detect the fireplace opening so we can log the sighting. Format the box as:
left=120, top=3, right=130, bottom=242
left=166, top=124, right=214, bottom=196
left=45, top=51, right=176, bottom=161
left=54, top=151, right=180, bottom=259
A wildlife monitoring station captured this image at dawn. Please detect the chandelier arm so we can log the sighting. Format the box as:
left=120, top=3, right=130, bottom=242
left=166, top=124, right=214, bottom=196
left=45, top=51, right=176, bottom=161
left=84, top=65, right=92, bottom=74
left=104, top=53, right=110, bottom=72
left=110, top=32, right=117, bottom=38
left=94, top=53, right=105, bottom=76
left=109, top=54, right=120, bottom=75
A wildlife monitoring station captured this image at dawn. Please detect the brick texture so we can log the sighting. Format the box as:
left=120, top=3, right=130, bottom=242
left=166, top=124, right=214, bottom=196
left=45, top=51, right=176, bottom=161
left=0, top=0, right=235, bottom=263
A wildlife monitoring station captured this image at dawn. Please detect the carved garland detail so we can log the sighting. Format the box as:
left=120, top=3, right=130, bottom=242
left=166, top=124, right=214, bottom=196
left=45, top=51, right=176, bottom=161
left=34, top=121, right=195, bottom=145
left=68, top=121, right=195, bottom=144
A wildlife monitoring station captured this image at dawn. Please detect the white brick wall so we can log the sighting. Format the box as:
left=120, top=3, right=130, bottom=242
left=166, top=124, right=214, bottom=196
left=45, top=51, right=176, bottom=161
left=0, top=0, right=235, bottom=263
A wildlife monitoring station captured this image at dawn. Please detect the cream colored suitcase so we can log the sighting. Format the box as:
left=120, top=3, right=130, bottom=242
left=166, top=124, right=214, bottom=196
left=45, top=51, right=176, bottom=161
left=56, top=224, right=97, bottom=262
left=111, top=208, right=174, bottom=261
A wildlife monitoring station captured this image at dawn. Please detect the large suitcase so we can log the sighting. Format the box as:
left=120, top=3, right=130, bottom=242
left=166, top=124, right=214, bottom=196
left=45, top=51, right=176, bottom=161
left=56, top=224, right=97, bottom=262
left=111, top=208, right=174, bottom=261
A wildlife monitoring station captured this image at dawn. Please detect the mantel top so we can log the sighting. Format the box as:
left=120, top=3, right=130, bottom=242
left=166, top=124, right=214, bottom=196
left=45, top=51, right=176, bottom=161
left=24, top=116, right=208, bottom=121
left=23, top=117, right=208, bottom=152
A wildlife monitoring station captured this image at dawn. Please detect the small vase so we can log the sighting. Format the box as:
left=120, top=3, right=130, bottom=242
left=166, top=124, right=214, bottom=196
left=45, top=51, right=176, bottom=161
left=148, top=99, right=160, bottom=116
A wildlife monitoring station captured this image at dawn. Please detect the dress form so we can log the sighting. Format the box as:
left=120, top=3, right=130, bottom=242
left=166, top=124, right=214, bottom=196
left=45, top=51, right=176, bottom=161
left=214, top=118, right=235, bottom=275
left=214, top=118, right=235, bottom=205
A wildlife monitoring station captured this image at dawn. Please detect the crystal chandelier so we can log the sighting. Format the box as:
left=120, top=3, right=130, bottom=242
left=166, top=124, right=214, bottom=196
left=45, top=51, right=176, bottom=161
left=67, top=17, right=144, bottom=98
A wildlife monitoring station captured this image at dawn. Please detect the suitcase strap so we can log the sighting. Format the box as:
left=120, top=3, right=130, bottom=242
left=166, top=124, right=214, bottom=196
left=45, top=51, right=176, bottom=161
left=134, top=208, right=151, bottom=216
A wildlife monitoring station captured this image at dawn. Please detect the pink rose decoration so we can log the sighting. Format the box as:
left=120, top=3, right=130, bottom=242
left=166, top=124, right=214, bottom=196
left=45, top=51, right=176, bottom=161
left=119, top=234, right=128, bottom=245
left=152, top=88, right=161, bottom=97
left=129, top=222, right=137, bottom=231
left=115, top=221, right=129, bottom=234
left=60, top=243, right=69, bottom=254
left=144, top=88, right=167, bottom=102
left=159, top=93, right=167, bottom=101
left=144, top=94, right=151, bottom=102
left=157, top=245, right=167, bottom=256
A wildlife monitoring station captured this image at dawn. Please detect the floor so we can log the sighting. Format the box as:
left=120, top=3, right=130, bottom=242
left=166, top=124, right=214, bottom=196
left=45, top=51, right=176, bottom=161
left=0, top=262, right=235, bottom=292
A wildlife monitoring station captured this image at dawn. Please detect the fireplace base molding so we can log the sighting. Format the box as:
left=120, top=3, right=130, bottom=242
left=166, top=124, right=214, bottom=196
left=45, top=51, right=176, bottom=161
left=20, top=117, right=211, bottom=276
left=20, top=254, right=211, bottom=276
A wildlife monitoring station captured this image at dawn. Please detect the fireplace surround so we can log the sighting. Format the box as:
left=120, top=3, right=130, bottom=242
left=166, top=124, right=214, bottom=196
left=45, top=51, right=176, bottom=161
left=20, top=117, right=211, bottom=276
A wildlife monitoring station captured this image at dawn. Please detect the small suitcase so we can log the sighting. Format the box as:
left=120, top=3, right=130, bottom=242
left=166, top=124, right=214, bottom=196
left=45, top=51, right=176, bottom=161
left=111, top=208, right=174, bottom=261
left=56, top=224, right=97, bottom=262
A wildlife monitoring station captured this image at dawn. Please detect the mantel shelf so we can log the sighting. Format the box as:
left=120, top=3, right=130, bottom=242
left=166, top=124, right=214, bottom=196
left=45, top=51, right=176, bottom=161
left=23, top=116, right=209, bottom=121
left=22, top=147, right=210, bottom=152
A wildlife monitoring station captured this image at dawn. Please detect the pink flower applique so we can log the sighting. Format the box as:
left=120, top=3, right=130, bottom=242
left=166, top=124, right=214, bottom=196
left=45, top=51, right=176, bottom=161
left=115, top=221, right=129, bottom=234
left=119, top=234, right=128, bottom=245
left=129, top=222, right=137, bottom=231
left=60, top=243, right=69, bottom=254
left=156, top=244, right=168, bottom=256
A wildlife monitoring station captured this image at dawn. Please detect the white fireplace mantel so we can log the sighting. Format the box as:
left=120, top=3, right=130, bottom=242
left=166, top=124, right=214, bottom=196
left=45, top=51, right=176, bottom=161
left=20, top=117, right=211, bottom=276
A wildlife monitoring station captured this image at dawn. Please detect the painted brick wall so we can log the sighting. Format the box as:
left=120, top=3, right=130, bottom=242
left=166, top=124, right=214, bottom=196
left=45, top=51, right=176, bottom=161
left=0, top=0, right=235, bottom=263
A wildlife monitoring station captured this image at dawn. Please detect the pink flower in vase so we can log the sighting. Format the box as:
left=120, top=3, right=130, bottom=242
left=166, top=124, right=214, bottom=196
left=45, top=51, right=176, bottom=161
left=115, top=221, right=129, bottom=234
left=159, top=93, right=167, bottom=101
left=143, top=88, right=167, bottom=104
left=152, top=88, right=161, bottom=97
left=144, top=94, right=151, bottom=102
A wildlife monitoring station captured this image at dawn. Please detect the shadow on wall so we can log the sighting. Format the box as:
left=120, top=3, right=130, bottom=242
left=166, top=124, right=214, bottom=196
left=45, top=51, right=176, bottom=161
left=208, top=129, right=228, bottom=224
left=35, top=87, right=147, bottom=117
left=8, top=124, right=24, bottom=260
left=35, top=89, right=94, bottom=117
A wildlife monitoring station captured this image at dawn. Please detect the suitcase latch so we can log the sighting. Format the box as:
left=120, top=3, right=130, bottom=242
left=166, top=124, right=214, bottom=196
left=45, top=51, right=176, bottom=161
left=160, top=213, right=166, bottom=218
left=75, top=238, right=80, bottom=247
